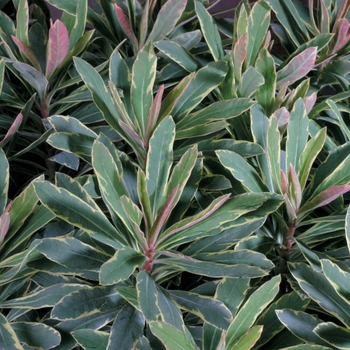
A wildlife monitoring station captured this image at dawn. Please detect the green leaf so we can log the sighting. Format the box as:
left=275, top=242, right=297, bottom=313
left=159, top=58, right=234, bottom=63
left=298, top=128, right=326, bottom=190
left=136, top=271, right=160, bottom=322
left=169, top=290, right=231, bottom=330
left=146, top=116, right=175, bottom=222
left=321, top=259, right=350, bottom=304
left=13, top=62, right=48, bottom=101
left=195, top=1, right=224, bottom=61
left=148, top=321, right=197, bottom=350
left=0, top=284, right=88, bottom=309
left=74, top=57, right=122, bottom=134
left=33, top=181, right=125, bottom=249
left=286, top=99, right=309, bottom=173
left=267, top=116, right=281, bottom=193
left=0, top=59, right=5, bottom=94
left=216, top=278, right=250, bottom=316
left=237, top=66, right=264, bottom=98
left=68, top=0, right=87, bottom=50
left=154, top=40, right=198, bottom=72
left=107, top=303, right=145, bottom=350
left=147, top=0, right=187, bottom=42
left=72, top=329, right=109, bottom=350
left=231, top=326, right=263, bottom=350
left=225, top=275, right=281, bottom=348
left=131, top=42, right=157, bottom=137
left=170, top=61, right=228, bottom=122
left=245, top=1, right=270, bottom=67
left=16, top=0, right=29, bottom=46
left=0, top=149, right=9, bottom=214
left=314, top=322, right=350, bottom=350
left=217, top=150, right=267, bottom=192
left=0, top=313, right=23, bottom=350
left=346, top=206, right=350, bottom=254
left=51, top=285, right=123, bottom=320
left=327, top=99, right=350, bottom=140
left=280, top=345, right=331, bottom=350
left=36, top=237, right=109, bottom=280
left=289, top=262, right=350, bottom=326
left=276, top=309, right=330, bottom=346
left=12, top=322, right=61, bottom=349
left=100, top=247, right=146, bottom=285
left=255, top=49, right=276, bottom=115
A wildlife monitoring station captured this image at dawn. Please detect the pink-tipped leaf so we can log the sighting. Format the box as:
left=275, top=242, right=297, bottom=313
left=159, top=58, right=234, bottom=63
left=11, top=36, right=42, bottom=72
left=46, top=20, right=69, bottom=79
left=0, top=113, right=23, bottom=148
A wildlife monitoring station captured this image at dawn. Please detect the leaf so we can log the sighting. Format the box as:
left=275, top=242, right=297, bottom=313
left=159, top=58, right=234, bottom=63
left=74, top=57, right=122, bottom=134
left=136, top=271, right=160, bottom=322
left=0, top=313, right=23, bottom=350
left=245, top=0, right=271, bottom=67
left=231, top=326, right=263, bottom=350
left=346, top=206, right=350, bottom=255
left=0, top=284, right=88, bottom=309
left=0, top=149, right=9, bottom=214
left=195, top=1, right=224, bottom=61
left=327, top=99, right=350, bottom=140
left=11, top=36, right=41, bottom=71
left=15, top=0, right=29, bottom=46
left=255, top=49, right=276, bottom=115
left=169, top=290, right=232, bottom=330
left=131, top=42, right=157, bottom=137
left=298, top=128, right=326, bottom=190
left=107, top=303, right=145, bottom=350
left=276, top=309, right=330, bottom=346
left=13, top=62, right=48, bottom=101
left=52, top=285, right=123, bottom=320
left=147, top=0, right=187, bottom=42
left=321, top=259, right=350, bottom=304
left=12, top=322, right=61, bottom=349
left=33, top=181, right=125, bottom=249
left=237, top=66, right=264, bottom=98
left=154, top=40, right=198, bottom=72
left=46, top=20, right=69, bottom=79
left=148, top=321, right=197, bottom=350
left=267, top=116, right=281, bottom=193
left=286, top=99, right=309, bottom=173
left=225, top=275, right=281, bottom=348
left=314, top=322, right=350, bottom=350
left=68, top=0, right=88, bottom=50
left=289, top=262, right=350, bottom=326
left=146, top=116, right=175, bottom=222
left=72, top=329, right=109, bottom=350
left=277, top=47, right=317, bottom=88
left=100, top=247, right=146, bottom=285
left=217, top=150, right=267, bottom=192
left=170, top=61, right=228, bottom=122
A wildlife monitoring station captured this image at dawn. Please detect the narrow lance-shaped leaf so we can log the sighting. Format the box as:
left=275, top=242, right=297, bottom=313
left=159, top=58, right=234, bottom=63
left=114, top=4, right=138, bottom=52
left=11, top=36, right=41, bottom=71
left=131, top=42, right=157, bottom=137
left=195, top=1, right=224, bottom=61
left=298, top=127, right=326, bottom=190
left=0, top=113, right=23, bottom=149
left=68, top=0, right=88, bottom=50
left=245, top=0, right=270, bottom=67
left=277, top=47, right=317, bottom=88
left=0, top=149, right=9, bottom=214
left=225, top=275, right=281, bottom=348
left=0, top=59, right=5, bottom=94
left=46, top=20, right=69, bottom=79
left=346, top=206, right=350, bottom=254
left=147, top=0, right=187, bottom=42
left=16, top=0, right=29, bottom=46
left=146, top=116, right=175, bottom=222
left=267, top=116, right=281, bottom=193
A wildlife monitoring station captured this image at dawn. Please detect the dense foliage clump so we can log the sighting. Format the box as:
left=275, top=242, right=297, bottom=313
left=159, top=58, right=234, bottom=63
left=1, top=0, right=350, bottom=349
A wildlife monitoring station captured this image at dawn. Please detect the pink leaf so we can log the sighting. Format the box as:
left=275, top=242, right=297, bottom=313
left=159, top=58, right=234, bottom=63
left=46, top=20, right=69, bottom=79
left=332, top=18, right=350, bottom=53
left=280, top=169, right=288, bottom=194
left=274, top=107, right=290, bottom=132
left=11, top=36, right=42, bottom=71
left=304, top=92, right=317, bottom=114
left=115, top=4, right=138, bottom=52
left=0, top=113, right=23, bottom=148
left=233, top=33, right=247, bottom=81
left=298, top=184, right=350, bottom=218
left=277, top=47, right=317, bottom=88
left=145, top=84, right=165, bottom=149
left=288, top=163, right=302, bottom=210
